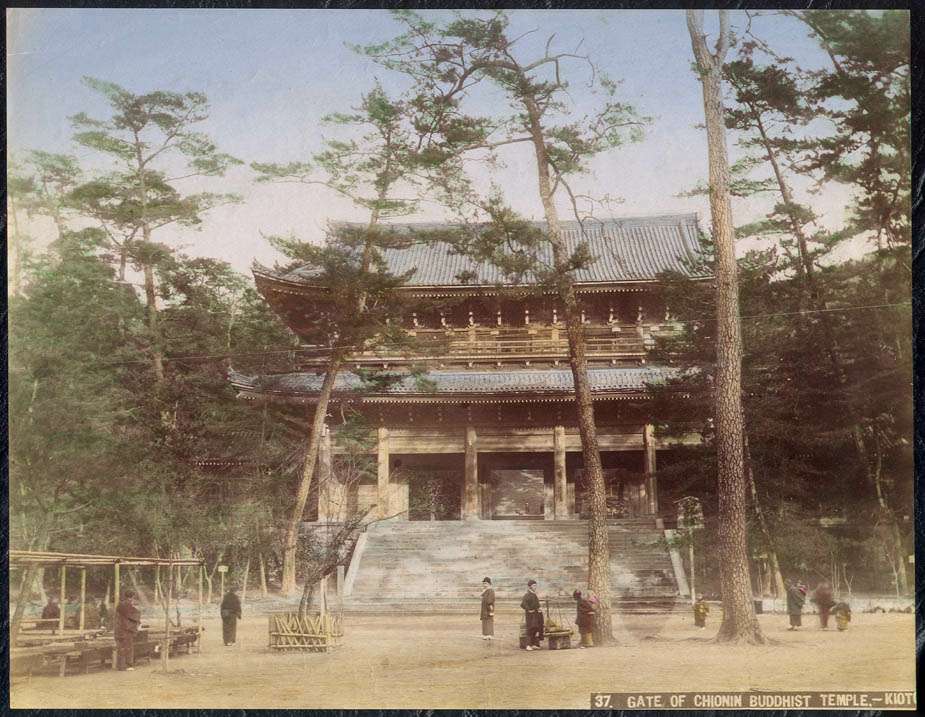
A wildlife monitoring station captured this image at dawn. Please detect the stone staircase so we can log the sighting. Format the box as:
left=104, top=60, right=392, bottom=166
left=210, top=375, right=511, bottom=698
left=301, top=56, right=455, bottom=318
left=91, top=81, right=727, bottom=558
left=345, top=518, right=681, bottom=613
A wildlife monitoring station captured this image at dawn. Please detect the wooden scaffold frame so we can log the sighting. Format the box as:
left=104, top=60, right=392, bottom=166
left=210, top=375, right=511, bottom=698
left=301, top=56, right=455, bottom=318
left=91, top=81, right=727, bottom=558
left=9, top=550, right=206, bottom=676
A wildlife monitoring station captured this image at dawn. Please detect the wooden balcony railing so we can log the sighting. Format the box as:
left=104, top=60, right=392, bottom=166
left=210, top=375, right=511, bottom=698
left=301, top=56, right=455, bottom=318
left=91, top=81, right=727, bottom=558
left=300, top=323, right=654, bottom=366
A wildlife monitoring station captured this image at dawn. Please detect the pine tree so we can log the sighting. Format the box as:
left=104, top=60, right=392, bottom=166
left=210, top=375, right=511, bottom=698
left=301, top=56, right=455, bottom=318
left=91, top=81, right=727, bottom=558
left=360, top=9, right=647, bottom=641
left=686, top=9, right=764, bottom=644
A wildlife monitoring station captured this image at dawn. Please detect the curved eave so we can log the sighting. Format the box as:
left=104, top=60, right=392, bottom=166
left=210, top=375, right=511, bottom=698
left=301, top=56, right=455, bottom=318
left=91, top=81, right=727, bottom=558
left=230, top=386, right=689, bottom=405
left=253, top=266, right=713, bottom=301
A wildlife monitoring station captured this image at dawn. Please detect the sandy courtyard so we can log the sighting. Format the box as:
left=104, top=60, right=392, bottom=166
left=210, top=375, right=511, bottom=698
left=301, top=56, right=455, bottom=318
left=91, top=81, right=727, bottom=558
left=10, top=611, right=916, bottom=709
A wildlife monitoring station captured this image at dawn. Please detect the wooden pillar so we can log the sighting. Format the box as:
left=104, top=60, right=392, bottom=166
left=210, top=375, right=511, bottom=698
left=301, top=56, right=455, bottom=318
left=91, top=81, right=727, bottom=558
left=58, top=564, right=67, bottom=634
left=377, top=427, right=390, bottom=519
left=79, top=567, right=87, bottom=631
left=643, top=423, right=659, bottom=515
left=318, top=429, right=334, bottom=521
left=554, top=426, right=568, bottom=520
left=111, top=562, right=120, bottom=670
left=197, top=565, right=204, bottom=655
left=463, top=426, right=479, bottom=519
left=113, top=562, right=120, bottom=609
left=162, top=561, right=172, bottom=671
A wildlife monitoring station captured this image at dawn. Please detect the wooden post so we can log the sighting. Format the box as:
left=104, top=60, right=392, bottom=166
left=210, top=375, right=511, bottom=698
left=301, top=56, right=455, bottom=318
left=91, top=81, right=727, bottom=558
left=643, top=424, right=659, bottom=515
left=162, top=561, right=172, bottom=671
left=463, top=426, right=479, bottom=520
left=554, top=425, right=568, bottom=520
left=319, top=575, right=328, bottom=617
left=220, top=569, right=225, bottom=599
left=79, top=567, right=87, bottom=631
left=58, top=564, right=66, bottom=634
left=689, top=527, right=696, bottom=607
left=112, top=562, right=120, bottom=670
left=336, top=565, right=345, bottom=611
left=377, top=427, right=390, bottom=519
left=197, top=565, right=203, bottom=655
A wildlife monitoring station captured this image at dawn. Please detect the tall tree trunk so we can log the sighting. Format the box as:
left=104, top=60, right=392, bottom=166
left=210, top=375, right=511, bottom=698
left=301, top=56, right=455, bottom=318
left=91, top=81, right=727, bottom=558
left=744, top=434, right=786, bottom=598
left=280, top=357, right=343, bottom=596
left=10, top=564, right=38, bottom=648
left=687, top=9, right=764, bottom=644
left=241, top=558, right=251, bottom=606
left=259, top=553, right=268, bottom=597
left=279, top=198, right=384, bottom=597
left=522, top=95, right=611, bottom=640
left=9, top=196, right=23, bottom=297
left=142, top=261, right=165, bottom=383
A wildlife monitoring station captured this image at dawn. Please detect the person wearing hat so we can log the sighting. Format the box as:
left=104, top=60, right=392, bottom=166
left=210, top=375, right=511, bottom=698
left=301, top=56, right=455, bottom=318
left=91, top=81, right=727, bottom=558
left=220, top=586, right=243, bottom=646
left=115, top=590, right=141, bottom=670
left=573, top=590, right=596, bottom=647
left=786, top=579, right=807, bottom=630
left=480, top=577, right=495, bottom=640
left=520, top=579, right=543, bottom=650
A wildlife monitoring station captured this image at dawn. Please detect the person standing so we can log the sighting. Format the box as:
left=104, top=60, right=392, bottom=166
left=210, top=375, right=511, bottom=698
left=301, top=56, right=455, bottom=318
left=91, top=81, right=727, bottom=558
left=573, top=590, right=596, bottom=647
left=786, top=580, right=807, bottom=631
left=115, top=590, right=141, bottom=671
left=220, top=587, right=242, bottom=646
left=693, top=594, right=710, bottom=629
left=521, top=579, right=543, bottom=651
left=480, top=577, right=495, bottom=640
left=811, top=581, right=836, bottom=630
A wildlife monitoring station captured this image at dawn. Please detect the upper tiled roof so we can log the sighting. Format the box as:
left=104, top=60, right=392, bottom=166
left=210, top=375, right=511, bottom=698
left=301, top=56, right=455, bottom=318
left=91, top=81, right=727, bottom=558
left=278, top=213, right=709, bottom=288
left=229, top=365, right=683, bottom=399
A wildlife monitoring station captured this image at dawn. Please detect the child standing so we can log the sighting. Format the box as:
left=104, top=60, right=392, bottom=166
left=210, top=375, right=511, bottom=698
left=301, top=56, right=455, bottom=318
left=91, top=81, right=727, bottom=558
left=832, top=602, right=852, bottom=631
left=693, top=594, right=709, bottom=629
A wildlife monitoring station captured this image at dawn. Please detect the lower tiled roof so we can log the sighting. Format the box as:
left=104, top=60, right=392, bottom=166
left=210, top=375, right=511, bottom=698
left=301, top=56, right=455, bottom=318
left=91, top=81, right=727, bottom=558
left=229, top=366, right=683, bottom=398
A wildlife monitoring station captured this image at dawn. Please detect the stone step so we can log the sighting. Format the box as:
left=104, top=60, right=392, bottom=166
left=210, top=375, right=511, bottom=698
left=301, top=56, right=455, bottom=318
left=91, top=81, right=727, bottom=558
left=350, top=519, right=680, bottom=605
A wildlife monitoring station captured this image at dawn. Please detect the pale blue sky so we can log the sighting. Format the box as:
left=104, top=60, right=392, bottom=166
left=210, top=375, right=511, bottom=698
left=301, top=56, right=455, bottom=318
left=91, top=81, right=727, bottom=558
left=7, top=8, right=861, bottom=271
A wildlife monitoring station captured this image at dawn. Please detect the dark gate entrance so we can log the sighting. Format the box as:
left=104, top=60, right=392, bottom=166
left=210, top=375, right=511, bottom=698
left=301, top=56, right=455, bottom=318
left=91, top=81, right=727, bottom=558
left=488, top=469, right=546, bottom=519
left=407, top=470, right=462, bottom=521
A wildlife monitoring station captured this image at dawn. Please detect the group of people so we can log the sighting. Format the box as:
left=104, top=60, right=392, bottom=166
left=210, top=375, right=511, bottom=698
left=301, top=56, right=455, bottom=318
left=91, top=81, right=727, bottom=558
left=478, top=577, right=600, bottom=650
left=787, top=580, right=852, bottom=631
left=691, top=580, right=852, bottom=633
left=40, top=595, right=110, bottom=630
left=36, top=587, right=243, bottom=672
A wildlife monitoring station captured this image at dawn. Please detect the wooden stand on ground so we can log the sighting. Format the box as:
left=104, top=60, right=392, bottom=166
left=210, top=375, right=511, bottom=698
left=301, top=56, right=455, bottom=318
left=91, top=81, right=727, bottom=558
left=267, top=612, right=343, bottom=652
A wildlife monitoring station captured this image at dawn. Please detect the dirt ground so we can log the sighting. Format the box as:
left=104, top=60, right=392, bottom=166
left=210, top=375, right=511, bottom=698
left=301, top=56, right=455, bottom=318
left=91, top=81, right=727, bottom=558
left=10, top=611, right=916, bottom=709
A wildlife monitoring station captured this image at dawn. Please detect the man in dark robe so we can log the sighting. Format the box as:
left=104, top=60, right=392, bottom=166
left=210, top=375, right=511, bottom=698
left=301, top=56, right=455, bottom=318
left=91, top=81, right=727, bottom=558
left=786, top=580, right=807, bottom=630
left=573, top=590, right=596, bottom=647
left=480, top=577, right=495, bottom=640
left=220, top=587, right=242, bottom=646
left=520, top=579, right=543, bottom=650
left=115, top=590, right=141, bottom=670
